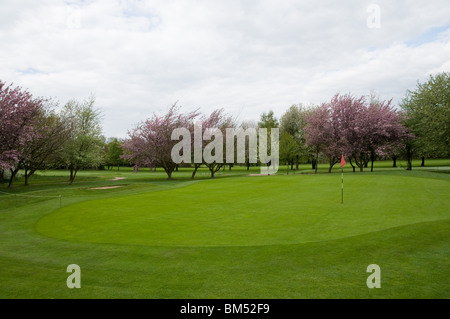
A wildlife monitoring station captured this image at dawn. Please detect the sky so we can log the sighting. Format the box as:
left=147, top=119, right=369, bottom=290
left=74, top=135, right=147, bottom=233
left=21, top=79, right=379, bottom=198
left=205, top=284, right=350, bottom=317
left=1, top=0, right=449, bottom=138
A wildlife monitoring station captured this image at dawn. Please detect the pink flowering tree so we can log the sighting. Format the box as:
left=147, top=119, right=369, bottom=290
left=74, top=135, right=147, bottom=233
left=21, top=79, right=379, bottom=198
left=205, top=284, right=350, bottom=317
left=305, top=93, right=409, bottom=173
left=341, top=95, right=408, bottom=172
left=188, top=109, right=229, bottom=179
left=19, top=107, right=70, bottom=186
left=6, top=106, right=69, bottom=187
left=203, top=109, right=235, bottom=178
left=363, top=99, right=409, bottom=171
left=0, top=81, right=43, bottom=185
left=304, top=103, right=334, bottom=174
left=329, top=94, right=366, bottom=172
left=121, top=104, right=199, bottom=180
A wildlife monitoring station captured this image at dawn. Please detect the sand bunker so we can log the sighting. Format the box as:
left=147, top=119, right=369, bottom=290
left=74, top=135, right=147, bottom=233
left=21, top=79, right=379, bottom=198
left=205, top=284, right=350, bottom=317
left=90, top=185, right=125, bottom=190
left=110, top=177, right=127, bottom=181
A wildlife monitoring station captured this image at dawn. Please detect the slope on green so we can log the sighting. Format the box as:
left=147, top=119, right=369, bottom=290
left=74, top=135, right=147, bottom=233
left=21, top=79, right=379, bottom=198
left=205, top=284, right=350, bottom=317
left=36, top=174, right=450, bottom=247
left=1, top=168, right=449, bottom=299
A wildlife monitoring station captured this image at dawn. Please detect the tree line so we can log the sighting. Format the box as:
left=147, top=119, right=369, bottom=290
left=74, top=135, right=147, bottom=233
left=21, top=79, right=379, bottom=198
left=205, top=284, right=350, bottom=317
left=1, top=72, right=449, bottom=185
left=0, top=83, right=124, bottom=187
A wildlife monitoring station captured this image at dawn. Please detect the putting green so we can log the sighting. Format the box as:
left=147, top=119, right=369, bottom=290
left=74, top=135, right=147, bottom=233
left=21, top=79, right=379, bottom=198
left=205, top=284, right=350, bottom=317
left=35, top=174, right=450, bottom=247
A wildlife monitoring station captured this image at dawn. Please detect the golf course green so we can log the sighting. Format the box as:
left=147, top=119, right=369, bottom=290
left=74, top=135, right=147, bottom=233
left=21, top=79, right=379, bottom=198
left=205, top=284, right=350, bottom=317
left=36, top=174, right=449, bottom=247
left=1, top=164, right=449, bottom=298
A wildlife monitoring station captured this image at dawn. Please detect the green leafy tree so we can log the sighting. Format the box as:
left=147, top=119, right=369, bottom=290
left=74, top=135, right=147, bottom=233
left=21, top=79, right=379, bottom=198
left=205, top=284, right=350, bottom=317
left=61, top=96, right=104, bottom=184
left=258, top=110, right=279, bottom=131
left=105, top=137, right=125, bottom=170
left=279, top=104, right=310, bottom=169
left=279, top=132, right=298, bottom=171
left=258, top=110, right=279, bottom=168
left=240, top=120, right=258, bottom=171
left=400, top=72, right=450, bottom=165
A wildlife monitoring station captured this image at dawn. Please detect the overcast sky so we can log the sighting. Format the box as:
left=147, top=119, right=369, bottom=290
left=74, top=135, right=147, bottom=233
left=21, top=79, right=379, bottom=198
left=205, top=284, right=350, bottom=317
left=1, top=0, right=449, bottom=138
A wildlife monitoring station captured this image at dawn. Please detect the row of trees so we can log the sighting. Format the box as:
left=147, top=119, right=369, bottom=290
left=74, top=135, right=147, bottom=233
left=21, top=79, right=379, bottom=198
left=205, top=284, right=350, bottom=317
left=1, top=72, right=449, bottom=184
left=119, top=93, right=408, bottom=180
left=0, top=81, right=126, bottom=187
left=401, top=72, right=450, bottom=166
left=303, top=94, right=407, bottom=173
left=121, top=105, right=238, bottom=179
left=278, top=73, right=449, bottom=173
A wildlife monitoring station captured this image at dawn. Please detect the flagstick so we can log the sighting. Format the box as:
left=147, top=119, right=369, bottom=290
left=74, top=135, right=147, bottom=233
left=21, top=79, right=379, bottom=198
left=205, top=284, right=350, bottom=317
left=341, top=167, right=344, bottom=204
left=340, top=154, right=346, bottom=204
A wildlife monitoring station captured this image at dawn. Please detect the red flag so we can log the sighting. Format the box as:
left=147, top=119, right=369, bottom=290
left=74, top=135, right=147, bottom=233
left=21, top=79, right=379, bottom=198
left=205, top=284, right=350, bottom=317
left=340, top=154, right=346, bottom=168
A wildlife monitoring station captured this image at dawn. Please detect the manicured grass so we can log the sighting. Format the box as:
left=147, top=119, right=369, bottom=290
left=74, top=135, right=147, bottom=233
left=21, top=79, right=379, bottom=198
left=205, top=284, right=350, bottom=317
left=36, top=174, right=449, bottom=247
left=0, top=162, right=449, bottom=298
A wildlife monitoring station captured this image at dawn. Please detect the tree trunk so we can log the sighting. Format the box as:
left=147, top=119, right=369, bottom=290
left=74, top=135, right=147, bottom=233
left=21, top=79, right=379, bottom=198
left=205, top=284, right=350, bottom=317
left=163, top=165, right=173, bottom=180
left=328, top=157, right=336, bottom=173
left=191, top=164, right=200, bottom=179
left=290, top=159, right=294, bottom=170
left=314, top=151, right=319, bottom=174
left=27, top=169, right=37, bottom=186
left=246, top=159, right=250, bottom=171
left=358, top=153, right=365, bottom=172
left=24, top=168, right=29, bottom=186
left=406, top=143, right=413, bottom=170
left=72, top=170, right=78, bottom=184
left=210, top=169, right=215, bottom=178
left=0, top=169, right=4, bottom=183
left=8, top=167, right=19, bottom=188
left=296, top=155, right=299, bottom=170
left=69, top=167, right=78, bottom=184
left=370, top=151, right=375, bottom=172
left=69, top=168, right=74, bottom=184
left=421, top=156, right=425, bottom=167
left=392, top=156, right=397, bottom=168
left=349, top=157, right=356, bottom=173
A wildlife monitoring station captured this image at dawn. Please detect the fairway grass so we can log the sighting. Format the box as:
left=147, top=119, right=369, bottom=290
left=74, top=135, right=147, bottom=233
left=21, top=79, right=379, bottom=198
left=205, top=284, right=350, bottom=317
left=1, top=166, right=449, bottom=298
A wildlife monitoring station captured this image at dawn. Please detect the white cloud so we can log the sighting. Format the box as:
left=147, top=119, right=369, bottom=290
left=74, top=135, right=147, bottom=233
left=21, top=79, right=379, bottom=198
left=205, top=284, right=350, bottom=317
left=0, top=0, right=449, bottom=138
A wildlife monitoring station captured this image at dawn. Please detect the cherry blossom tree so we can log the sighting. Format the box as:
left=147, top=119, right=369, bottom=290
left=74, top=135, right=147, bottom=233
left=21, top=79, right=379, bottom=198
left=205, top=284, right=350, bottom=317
left=304, top=103, right=332, bottom=174
left=0, top=81, right=43, bottom=185
left=365, top=99, right=408, bottom=171
left=18, top=107, right=69, bottom=186
left=121, top=104, right=199, bottom=180
left=192, top=108, right=235, bottom=178
left=305, top=93, right=408, bottom=173
left=188, top=109, right=228, bottom=179
left=330, top=94, right=366, bottom=172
